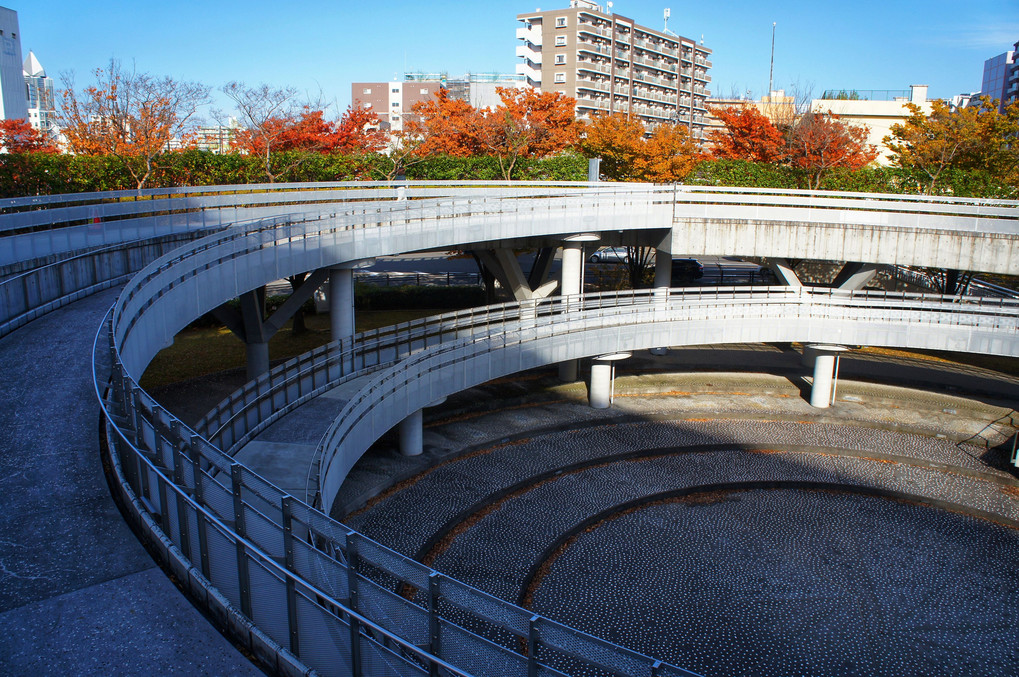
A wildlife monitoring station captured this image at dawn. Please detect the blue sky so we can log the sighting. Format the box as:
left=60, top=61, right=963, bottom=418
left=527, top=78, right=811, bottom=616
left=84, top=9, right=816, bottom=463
left=15, top=0, right=1019, bottom=117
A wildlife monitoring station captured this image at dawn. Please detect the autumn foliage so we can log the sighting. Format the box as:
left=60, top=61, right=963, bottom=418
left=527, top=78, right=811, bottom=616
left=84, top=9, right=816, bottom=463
left=786, top=112, right=877, bottom=189
left=232, top=105, right=387, bottom=156
left=707, top=106, right=786, bottom=163
left=886, top=96, right=1019, bottom=194
left=59, top=60, right=210, bottom=189
left=407, top=87, right=580, bottom=179
left=0, top=119, right=57, bottom=154
left=580, top=113, right=702, bottom=182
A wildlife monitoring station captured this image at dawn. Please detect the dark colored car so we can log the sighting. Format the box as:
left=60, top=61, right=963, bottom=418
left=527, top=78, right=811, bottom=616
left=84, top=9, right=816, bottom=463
left=671, top=258, right=704, bottom=284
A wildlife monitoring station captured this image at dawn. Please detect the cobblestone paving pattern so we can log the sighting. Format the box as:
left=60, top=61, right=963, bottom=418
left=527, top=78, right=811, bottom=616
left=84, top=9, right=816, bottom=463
left=531, top=489, right=1019, bottom=676
left=345, top=417, right=1014, bottom=558
left=429, top=448, right=1019, bottom=604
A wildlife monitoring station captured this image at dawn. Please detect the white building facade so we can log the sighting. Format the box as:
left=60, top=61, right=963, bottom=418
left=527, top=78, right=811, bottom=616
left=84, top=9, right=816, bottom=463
left=0, top=6, right=27, bottom=121
left=811, top=85, right=932, bottom=165
left=23, top=51, right=56, bottom=138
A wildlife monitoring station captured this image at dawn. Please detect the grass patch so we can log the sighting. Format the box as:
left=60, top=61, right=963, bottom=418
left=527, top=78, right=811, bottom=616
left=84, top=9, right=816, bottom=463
left=139, top=309, right=439, bottom=389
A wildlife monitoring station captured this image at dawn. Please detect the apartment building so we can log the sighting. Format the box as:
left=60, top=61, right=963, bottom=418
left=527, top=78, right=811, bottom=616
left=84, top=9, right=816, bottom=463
left=351, top=81, right=443, bottom=133
left=516, top=0, right=712, bottom=141
left=980, top=40, right=1018, bottom=112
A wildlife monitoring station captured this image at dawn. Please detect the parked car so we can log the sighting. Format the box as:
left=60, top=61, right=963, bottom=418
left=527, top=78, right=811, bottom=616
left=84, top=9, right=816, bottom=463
left=588, top=247, right=630, bottom=263
left=670, top=257, right=704, bottom=283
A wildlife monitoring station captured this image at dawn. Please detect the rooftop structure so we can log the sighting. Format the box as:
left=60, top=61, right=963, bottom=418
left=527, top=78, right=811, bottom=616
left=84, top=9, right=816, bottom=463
left=404, top=71, right=528, bottom=109
left=811, top=85, right=932, bottom=165
left=23, top=50, right=56, bottom=139
left=516, top=0, right=712, bottom=141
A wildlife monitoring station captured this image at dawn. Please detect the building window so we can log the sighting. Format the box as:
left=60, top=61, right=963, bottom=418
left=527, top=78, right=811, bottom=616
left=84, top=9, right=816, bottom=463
left=555, top=35, right=567, bottom=46
left=555, top=16, right=567, bottom=28
left=392, top=87, right=399, bottom=93
left=555, top=73, right=566, bottom=84
left=392, top=102, right=399, bottom=107
left=363, top=102, right=373, bottom=109
left=362, top=88, right=372, bottom=94
left=421, top=88, right=429, bottom=95
left=555, top=54, right=567, bottom=65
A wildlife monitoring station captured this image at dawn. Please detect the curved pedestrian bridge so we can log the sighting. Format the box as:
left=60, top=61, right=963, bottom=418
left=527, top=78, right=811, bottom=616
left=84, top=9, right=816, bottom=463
left=3, top=182, right=1018, bottom=675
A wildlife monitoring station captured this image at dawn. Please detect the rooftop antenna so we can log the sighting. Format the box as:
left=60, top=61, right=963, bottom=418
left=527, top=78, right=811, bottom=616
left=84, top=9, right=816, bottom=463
left=768, top=22, right=776, bottom=97
left=663, top=7, right=670, bottom=32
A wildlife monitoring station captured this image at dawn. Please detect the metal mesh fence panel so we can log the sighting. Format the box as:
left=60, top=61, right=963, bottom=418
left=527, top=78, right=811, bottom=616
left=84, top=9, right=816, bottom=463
left=200, top=471, right=234, bottom=522
left=437, top=620, right=528, bottom=677
left=242, top=504, right=285, bottom=560
left=355, top=537, right=431, bottom=590
left=358, top=633, right=429, bottom=677
left=356, top=576, right=429, bottom=646
left=438, top=578, right=531, bottom=638
left=247, top=558, right=290, bottom=651
left=535, top=617, right=653, bottom=677
left=205, top=526, right=242, bottom=610
left=291, top=537, right=348, bottom=601
left=294, top=592, right=353, bottom=677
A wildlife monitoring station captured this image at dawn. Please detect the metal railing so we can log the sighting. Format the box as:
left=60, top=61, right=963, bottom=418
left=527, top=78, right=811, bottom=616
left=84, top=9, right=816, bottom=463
left=18, top=181, right=1017, bottom=676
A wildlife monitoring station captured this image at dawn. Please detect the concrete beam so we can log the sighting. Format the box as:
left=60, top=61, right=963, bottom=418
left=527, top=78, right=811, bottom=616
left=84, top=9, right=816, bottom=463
left=832, top=262, right=880, bottom=291
left=766, top=258, right=803, bottom=287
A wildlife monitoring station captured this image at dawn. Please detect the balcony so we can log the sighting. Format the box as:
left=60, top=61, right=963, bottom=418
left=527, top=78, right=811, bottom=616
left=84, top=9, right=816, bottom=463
left=516, top=44, right=542, bottom=64
left=516, top=25, right=542, bottom=45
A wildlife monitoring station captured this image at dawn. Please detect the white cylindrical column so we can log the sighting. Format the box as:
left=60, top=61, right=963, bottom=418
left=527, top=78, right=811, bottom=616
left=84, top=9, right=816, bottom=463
left=399, top=409, right=423, bottom=457
left=589, top=360, right=613, bottom=409
left=246, top=342, right=270, bottom=381
left=588, top=352, right=631, bottom=409
left=561, top=242, right=583, bottom=297
left=558, top=234, right=598, bottom=382
left=808, top=345, right=848, bottom=408
left=329, top=267, right=355, bottom=342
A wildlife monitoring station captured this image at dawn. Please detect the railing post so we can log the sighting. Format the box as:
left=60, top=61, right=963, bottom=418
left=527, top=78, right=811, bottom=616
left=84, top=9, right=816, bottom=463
left=428, top=572, right=441, bottom=676
left=527, top=615, right=540, bottom=677
left=170, top=421, right=191, bottom=558
left=187, top=438, right=211, bottom=579
left=281, top=496, right=300, bottom=658
left=346, top=531, right=362, bottom=675
left=231, top=464, right=253, bottom=619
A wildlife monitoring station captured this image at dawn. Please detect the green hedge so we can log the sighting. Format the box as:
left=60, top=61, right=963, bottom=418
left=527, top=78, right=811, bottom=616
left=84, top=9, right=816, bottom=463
left=0, top=151, right=1011, bottom=199
left=0, top=149, right=589, bottom=198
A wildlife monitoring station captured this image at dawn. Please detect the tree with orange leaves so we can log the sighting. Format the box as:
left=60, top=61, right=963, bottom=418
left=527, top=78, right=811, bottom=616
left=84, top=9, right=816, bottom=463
left=787, top=112, right=877, bottom=189
left=59, top=59, right=210, bottom=189
left=635, top=123, right=703, bottom=183
left=0, top=119, right=58, bottom=154
left=332, top=104, right=388, bottom=154
left=476, top=87, right=580, bottom=179
left=410, top=89, right=486, bottom=157
left=578, top=113, right=647, bottom=180
left=707, top=105, right=786, bottom=163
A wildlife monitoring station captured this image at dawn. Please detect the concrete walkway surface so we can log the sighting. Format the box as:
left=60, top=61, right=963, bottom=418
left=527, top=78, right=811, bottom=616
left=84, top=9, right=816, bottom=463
left=0, top=289, right=260, bottom=676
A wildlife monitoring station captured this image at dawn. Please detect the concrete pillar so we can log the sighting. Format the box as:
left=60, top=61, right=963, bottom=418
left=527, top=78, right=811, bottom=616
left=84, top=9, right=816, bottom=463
left=808, top=344, right=848, bottom=408
left=246, top=342, right=270, bottom=381
left=329, top=266, right=355, bottom=342
left=399, top=409, right=423, bottom=457
left=654, top=250, right=672, bottom=290
left=558, top=234, right=598, bottom=382
left=561, top=242, right=583, bottom=297
left=589, top=360, right=613, bottom=409
left=588, top=353, right=631, bottom=409
left=650, top=249, right=672, bottom=356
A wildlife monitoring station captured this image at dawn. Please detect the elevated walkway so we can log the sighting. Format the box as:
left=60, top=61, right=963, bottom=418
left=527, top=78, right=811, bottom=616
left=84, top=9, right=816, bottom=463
left=0, top=290, right=258, bottom=675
